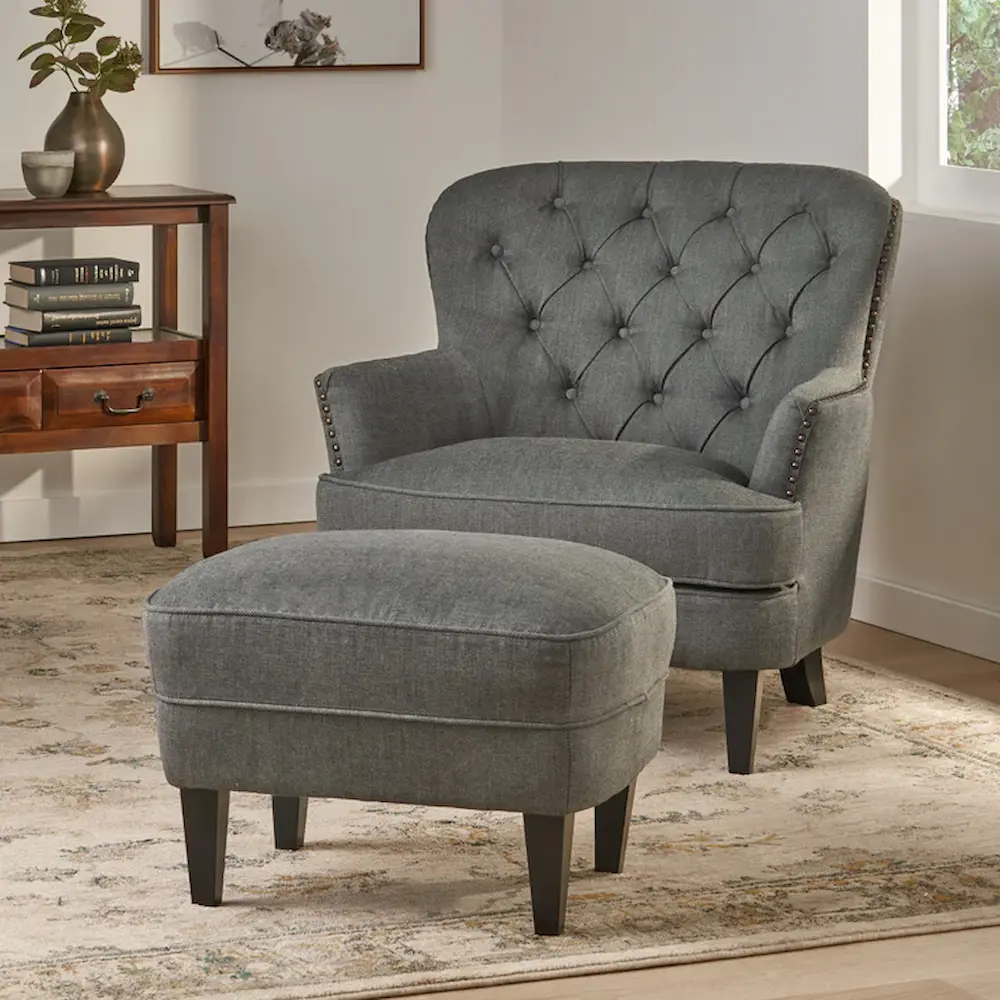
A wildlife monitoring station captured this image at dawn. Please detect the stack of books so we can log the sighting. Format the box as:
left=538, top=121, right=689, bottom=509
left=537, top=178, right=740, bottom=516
left=3, top=257, right=142, bottom=348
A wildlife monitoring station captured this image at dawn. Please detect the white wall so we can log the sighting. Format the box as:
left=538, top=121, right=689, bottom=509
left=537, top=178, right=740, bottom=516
left=501, top=0, right=870, bottom=170
left=0, top=0, right=503, bottom=540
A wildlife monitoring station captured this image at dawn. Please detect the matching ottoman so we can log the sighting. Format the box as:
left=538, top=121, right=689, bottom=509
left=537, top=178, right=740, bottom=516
left=144, top=529, right=675, bottom=935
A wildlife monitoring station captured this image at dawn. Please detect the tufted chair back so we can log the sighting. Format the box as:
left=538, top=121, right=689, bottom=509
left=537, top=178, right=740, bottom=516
left=426, top=161, right=896, bottom=479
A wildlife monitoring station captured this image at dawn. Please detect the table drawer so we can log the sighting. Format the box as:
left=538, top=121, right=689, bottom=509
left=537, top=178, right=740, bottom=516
left=0, top=371, right=43, bottom=433
left=42, top=362, right=200, bottom=430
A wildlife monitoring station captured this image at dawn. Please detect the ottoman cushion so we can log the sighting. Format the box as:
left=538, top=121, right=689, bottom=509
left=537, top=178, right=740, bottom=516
left=145, top=530, right=675, bottom=815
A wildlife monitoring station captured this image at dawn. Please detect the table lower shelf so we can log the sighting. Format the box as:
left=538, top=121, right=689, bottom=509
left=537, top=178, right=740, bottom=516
left=0, top=420, right=205, bottom=454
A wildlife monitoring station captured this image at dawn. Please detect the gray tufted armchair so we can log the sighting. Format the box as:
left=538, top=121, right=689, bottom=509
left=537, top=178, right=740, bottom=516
left=312, top=161, right=901, bottom=774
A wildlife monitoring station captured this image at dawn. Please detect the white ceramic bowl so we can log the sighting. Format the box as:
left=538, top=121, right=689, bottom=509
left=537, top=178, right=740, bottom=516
left=21, top=150, right=76, bottom=198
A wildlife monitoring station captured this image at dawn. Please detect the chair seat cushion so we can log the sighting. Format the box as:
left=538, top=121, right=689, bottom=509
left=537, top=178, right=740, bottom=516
left=318, top=438, right=802, bottom=589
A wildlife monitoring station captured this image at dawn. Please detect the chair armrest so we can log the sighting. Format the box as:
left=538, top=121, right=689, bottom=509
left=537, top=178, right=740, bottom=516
left=749, top=366, right=874, bottom=660
left=314, top=349, right=494, bottom=471
left=749, top=367, right=867, bottom=501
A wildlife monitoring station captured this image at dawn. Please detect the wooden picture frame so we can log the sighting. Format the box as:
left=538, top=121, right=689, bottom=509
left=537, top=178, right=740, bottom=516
left=149, top=0, right=424, bottom=74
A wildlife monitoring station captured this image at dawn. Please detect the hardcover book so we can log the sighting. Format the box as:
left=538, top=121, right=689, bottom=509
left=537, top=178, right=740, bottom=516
left=7, top=305, right=142, bottom=333
left=4, top=327, right=134, bottom=347
left=10, top=306, right=142, bottom=333
left=4, top=281, right=135, bottom=310
left=8, top=257, right=140, bottom=287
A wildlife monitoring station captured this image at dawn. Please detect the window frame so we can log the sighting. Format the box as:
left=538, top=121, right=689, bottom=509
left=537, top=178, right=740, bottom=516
left=915, top=0, right=1000, bottom=213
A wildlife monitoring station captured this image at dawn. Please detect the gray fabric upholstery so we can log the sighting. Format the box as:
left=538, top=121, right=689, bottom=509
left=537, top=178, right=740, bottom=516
left=316, top=350, right=493, bottom=472
left=318, top=438, right=802, bottom=589
left=313, top=161, right=902, bottom=674
left=145, top=531, right=675, bottom=815
left=425, top=161, right=892, bottom=479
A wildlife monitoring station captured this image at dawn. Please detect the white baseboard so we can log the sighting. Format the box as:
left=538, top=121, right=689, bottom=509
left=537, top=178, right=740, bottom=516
left=0, top=478, right=317, bottom=543
left=852, top=574, right=1000, bottom=664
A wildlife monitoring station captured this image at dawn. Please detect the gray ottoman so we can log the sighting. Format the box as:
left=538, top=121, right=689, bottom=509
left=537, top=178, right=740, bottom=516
left=144, top=530, right=675, bottom=935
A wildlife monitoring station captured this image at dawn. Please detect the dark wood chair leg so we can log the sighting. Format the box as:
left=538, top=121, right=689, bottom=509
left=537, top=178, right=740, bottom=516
left=780, top=648, right=827, bottom=707
left=722, top=670, right=763, bottom=775
left=522, top=812, right=574, bottom=936
left=594, top=780, right=636, bottom=874
left=272, top=796, right=308, bottom=850
left=180, top=788, right=230, bottom=906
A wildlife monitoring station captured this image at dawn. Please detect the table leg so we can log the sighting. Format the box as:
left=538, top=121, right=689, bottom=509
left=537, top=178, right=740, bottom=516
left=152, top=223, right=179, bottom=548
left=202, top=204, right=229, bottom=558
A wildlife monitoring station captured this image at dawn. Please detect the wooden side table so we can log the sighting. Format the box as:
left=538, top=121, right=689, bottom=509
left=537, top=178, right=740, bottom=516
left=0, top=185, right=234, bottom=557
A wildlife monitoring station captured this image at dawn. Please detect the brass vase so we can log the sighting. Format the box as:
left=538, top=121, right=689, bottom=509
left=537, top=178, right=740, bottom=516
left=44, top=92, right=125, bottom=194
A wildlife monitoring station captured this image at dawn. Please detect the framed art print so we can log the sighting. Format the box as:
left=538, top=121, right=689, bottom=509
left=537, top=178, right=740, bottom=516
left=150, top=0, right=424, bottom=73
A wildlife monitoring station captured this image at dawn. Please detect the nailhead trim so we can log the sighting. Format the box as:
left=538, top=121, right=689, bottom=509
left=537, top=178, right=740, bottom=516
left=862, top=199, right=900, bottom=383
left=314, top=375, right=343, bottom=468
left=784, top=200, right=899, bottom=501
left=785, top=403, right=819, bottom=500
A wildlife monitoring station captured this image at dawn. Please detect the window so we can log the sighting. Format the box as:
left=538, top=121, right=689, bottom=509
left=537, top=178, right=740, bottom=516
left=916, top=0, right=1000, bottom=212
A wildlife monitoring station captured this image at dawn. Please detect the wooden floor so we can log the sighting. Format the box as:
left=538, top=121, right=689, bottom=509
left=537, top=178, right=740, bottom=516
left=4, top=526, right=1000, bottom=1000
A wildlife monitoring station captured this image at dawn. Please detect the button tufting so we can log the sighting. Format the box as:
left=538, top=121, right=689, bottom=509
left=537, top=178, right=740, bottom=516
left=552, top=196, right=566, bottom=209
left=528, top=318, right=541, bottom=332
left=740, top=397, right=751, bottom=410
left=785, top=326, right=795, bottom=339
left=581, top=258, right=595, bottom=271
left=618, top=326, right=630, bottom=339
left=670, top=265, right=681, bottom=277
left=652, top=392, right=664, bottom=406
left=726, top=207, right=736, bottom=218
left=641, top=206, right=654, bottom=219
left=490, top=243, right=504, bottom=258
left=701, top=328, right=712, bottom=341
left=750, top=263, right=761, bottom=275
left=565, top=386, right=578, bottom=401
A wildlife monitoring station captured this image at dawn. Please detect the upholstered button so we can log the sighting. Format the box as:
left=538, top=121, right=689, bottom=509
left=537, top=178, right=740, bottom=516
left=641, top=206, right=654, bottom=219
left=670, top=265, right=681, bottom=277
left=750, top=263, right=761, bottom=275
left=618, top=326, right=630, bottom=339
left=552, top=196, right=566, bottom=209
left=701, top=328, right=712, bottom=341
left=490, top=244, right=504, bottom=258
left=785, top=326, right=795, bottom=339
left=565, top=386, right=578, bottom=401
left=740, top=397, right=751, bottom=410
left=726, top=207, right=736, bottom=218
left=528, top=318, right=541, bottom=332
left=581, top=258, right=595, bottom=270
left=652, top=392, right=664, bottom=406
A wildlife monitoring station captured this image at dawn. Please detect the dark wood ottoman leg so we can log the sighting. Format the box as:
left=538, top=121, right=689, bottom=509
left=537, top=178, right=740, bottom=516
left=594, top=780, right=636, bottom=874
left=522, top=813, right=574, bottom=936
left=722, top=670, right=763, bottom=775
left=780, top=648, right=827, bottom=707
left=180, top=788, right=230, bottom=906
left=272, top=796, right=308, bottom=850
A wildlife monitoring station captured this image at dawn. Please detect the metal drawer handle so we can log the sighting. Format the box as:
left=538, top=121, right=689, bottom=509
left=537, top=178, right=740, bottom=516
left=93, top=387, right=155, bottom=416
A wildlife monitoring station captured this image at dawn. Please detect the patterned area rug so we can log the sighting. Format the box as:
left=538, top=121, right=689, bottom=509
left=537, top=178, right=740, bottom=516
left=2, top=538, right=1000, bottom=1000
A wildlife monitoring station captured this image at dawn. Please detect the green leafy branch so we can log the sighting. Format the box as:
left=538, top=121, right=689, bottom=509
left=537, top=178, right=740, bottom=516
left=19, top=0, right=141, bottom=97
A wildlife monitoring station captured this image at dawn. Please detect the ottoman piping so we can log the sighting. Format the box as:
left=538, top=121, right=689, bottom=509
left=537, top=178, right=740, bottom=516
left=143, top=584, right=673, bottom=643
left=152, top=676, right=665, bottom=732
